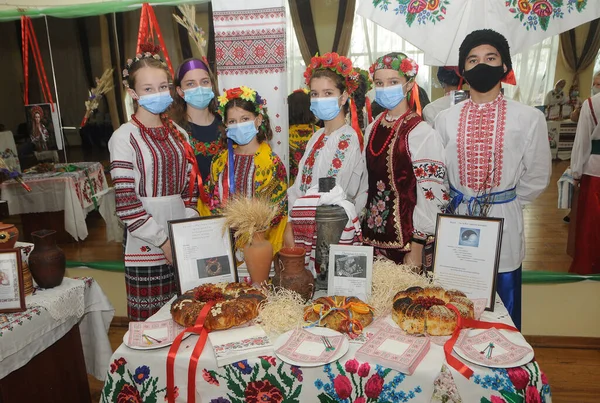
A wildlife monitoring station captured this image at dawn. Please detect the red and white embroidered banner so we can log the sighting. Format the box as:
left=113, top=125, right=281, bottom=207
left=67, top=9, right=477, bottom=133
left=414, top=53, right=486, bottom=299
left=212, top=0, right=289, bottom=170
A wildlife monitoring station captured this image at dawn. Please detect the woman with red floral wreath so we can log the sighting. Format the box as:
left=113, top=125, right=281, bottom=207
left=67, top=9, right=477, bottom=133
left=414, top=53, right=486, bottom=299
left=109, top=45, right=200, bottom=321
left=284, top=52, right=368, bottom=247
left=363, top=52, right=448, bottom=266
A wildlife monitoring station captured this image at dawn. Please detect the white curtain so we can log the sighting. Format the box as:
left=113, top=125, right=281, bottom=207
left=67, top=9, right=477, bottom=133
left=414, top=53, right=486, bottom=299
left=286, top=3, right=306, bottom=93
left=503, top=35, right=559, bottom=106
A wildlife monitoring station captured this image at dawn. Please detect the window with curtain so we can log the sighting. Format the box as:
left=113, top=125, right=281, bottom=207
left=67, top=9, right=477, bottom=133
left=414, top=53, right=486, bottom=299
left=348, top=15, right=431, bottom=97
left=286, top=4, right=306, bottom=93
left=502, top=35, right=559, bottom=106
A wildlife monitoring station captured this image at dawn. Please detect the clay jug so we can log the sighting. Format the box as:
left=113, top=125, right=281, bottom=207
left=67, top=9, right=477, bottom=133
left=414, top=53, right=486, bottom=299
left=273, top=246, right=314, bottom=301
left=29, top=229, right=66, bottom=288
left=0, top=222, right=19, bottom=249
left=243, top=231, right=273, bottom=285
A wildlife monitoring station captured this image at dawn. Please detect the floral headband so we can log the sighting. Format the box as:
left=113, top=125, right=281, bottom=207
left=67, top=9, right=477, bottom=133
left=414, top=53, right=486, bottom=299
left=304, top=53, right=360, bottom=95
left=217, top=86, right=265, bottom=119
left=122, top=43, right=168, bottom=88
left=369, top=53, right=419, bottom=79
left=292, top=88, right=310, bottom=95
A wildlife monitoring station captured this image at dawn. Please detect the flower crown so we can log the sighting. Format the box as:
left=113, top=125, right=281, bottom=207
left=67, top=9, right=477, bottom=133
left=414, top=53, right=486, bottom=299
left=121, top=43, right=168, bottom=88
left=304, top=53, right=360, bottom=95
left=355, top=68, right=373, bottom=93
left=217, top=86, right=265, bottom=119
left=369, top=54, right=419, bottom=79
left=30, top=105, right=44, bottom=118
left=292, top=88, right=310, bottom=95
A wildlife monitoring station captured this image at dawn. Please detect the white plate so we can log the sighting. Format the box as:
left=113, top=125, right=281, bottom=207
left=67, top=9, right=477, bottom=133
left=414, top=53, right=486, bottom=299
left=123, top=315, right=193, bottom=351
left=453, top=328, right=534, bottom=368
left=273, top=327, right=349, bottom=367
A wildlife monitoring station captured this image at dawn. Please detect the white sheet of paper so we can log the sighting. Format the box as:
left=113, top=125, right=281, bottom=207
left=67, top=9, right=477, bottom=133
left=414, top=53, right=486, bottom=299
left=433, top=215, right=503, bottom=309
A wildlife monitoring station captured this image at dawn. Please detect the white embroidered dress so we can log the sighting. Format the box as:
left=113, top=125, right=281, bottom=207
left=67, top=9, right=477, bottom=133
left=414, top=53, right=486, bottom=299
left=109, top=121, right=198, bottom=267
left=288, top=124, right=368, bottom=214
left=435, top=94, right=552, bottom=272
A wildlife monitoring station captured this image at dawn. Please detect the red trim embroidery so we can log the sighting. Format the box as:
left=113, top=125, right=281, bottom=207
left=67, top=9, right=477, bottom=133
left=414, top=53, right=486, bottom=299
left=457, top=95, right=506, bottom=191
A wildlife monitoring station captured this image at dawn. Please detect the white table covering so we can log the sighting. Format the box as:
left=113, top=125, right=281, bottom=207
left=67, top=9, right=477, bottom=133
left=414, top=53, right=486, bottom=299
left=0, top=162, right=109, bottom=241
left=100, top=296, right=551, bottom=403
left=0, top=276, right=115, bottom=381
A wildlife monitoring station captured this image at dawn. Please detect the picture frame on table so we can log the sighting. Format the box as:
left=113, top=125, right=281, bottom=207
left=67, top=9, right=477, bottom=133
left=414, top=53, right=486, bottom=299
left=328, top=245, right=374, bottom=301
left=168, top=216, right=237, bottom=295
left=0, top=249, right=25, bottom=314
left=432, top=214, right=503, bottom=311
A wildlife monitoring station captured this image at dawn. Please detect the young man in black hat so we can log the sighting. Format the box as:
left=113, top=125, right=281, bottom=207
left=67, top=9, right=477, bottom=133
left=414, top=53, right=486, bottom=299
left=423, top=66, right=461, bottom=126
left=435, top=29, right=552, bottom=330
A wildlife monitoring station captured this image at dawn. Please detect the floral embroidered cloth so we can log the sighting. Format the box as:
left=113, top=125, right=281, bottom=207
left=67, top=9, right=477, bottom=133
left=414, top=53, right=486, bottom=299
left=100, top=297, right=552, bottom=402
left=0, top=162, right=108, bottom=240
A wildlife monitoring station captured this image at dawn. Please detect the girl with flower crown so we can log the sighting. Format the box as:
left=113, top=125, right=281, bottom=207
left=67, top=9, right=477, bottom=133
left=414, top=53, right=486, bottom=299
left=109, top=45, right=200, bottom=321
left=363, top=52, right=448, bottom=266
left=171, top=58, right=222, bottom=211
left=203, top=86, right=288, bottom=254
left=284, top=53, right=368, bottom=247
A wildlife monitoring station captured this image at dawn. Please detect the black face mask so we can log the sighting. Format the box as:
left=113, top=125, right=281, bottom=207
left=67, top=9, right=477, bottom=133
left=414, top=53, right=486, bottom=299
left=462, top=64, right=505, bottom=93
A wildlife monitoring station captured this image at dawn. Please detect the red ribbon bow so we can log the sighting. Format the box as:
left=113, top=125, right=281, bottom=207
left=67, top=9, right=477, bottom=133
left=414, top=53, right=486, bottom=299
left=443, top=304, right=519, bottom=379
left=166, top=300, right=215, bottom=403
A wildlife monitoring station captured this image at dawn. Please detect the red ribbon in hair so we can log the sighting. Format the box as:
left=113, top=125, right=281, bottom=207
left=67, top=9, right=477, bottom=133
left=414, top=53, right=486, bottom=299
left=365, top=97, right=373, bottom=124
left=137, top=3, right=175, bottom=78
left=166, top=301, right=214, bottom=403
left=21, top=16, right=55, bottom=111
left=349, top=99, right=364, bottom=151
left=443, top=304, right=519, bottom=379
left=411, top=83, right=422, bottom=116
left=183, top=142, right=209, bottom=205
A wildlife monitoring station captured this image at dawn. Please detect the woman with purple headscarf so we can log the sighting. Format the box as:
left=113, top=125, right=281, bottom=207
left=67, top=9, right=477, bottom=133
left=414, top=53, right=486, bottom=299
left=172, top=58, right=222, bottom=211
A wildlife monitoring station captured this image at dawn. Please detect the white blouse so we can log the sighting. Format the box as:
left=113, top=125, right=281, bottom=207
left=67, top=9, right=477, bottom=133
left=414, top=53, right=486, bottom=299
left=364, top=117, right=448, bottom=238
left=571, top=94, right=600, bottom=179
left=435, top=94, right=552, bottom=272
left=288, top=124, right=368, bottom=213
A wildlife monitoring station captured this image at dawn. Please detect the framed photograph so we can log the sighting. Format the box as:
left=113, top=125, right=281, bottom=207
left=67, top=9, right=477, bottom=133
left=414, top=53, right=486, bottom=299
left=0, top=249, right=25, bottom=313
left=168, top=216, right=237, bottom=295
left=432, top=214, right=504, bottom=311
left=25, top=103, right=63, bottom=151
left=328, top=245, right=374, bottom=301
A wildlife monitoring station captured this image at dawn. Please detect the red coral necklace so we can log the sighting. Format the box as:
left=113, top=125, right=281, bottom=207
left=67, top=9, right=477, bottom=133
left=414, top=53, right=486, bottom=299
left=368, top=109, right=411, bottom=157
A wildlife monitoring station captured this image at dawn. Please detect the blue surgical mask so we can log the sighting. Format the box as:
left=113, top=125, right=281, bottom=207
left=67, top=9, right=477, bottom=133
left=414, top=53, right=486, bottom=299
left=310, top=97, right=342, bottom=121
left=226, top=120, right=258, bottom=145
left=138, top=91, right=173, bottom=114
left=183, top=86, right=214, bottom=109
left=375, top=84, right=406, bottom=110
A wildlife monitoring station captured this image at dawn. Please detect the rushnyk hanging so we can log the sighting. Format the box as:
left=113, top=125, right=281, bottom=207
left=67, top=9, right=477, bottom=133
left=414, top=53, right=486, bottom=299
left=211, top=0, right=289, bottom=170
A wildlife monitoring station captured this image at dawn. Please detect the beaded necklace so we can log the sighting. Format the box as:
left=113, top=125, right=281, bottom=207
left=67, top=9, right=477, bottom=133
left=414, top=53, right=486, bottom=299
left=368, top=109, right=412, bottom=157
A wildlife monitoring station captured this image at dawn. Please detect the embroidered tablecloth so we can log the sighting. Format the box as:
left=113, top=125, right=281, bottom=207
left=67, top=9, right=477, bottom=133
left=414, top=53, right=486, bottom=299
left=100, top=297, right=551, bottom=403
left=0, top=162, right=109, bottom=240
left=0, top=276, right=115, bottom=381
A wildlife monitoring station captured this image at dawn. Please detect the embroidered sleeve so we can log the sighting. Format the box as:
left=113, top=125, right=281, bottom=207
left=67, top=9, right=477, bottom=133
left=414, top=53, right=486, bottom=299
left=109, top=131, right=168, bottom=247
left=268, top=155, right=289, bottom=227
left=410, top=125, right=449, bottom=237
left=206, top=150, right=227, bottom=215
left=571, top=99, right=594, bottom=179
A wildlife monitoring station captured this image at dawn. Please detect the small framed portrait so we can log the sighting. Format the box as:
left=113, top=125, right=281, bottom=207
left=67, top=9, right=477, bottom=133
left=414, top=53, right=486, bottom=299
left=0, top=249, right=25, bottom=314
left=328, top=245, right=374, bottom=301
left=25, top=103, right=63, bottom=151
left=433, top=214, right=504, bottom=311
left=168, top=216, right=237, bottom=295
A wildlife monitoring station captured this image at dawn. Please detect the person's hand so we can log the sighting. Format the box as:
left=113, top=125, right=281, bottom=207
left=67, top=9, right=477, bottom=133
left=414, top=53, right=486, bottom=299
left=161, top=239, right=173, bottom=265
left=403, top=242, right=424, bottom=267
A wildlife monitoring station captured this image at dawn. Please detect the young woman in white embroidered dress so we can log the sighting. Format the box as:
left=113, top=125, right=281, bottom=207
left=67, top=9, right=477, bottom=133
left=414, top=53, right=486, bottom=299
left=109, top=47, right=199, bottom=321
left=363, top=52, right=448, bottom=267
left=284, top=53, right=368, bottom=247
